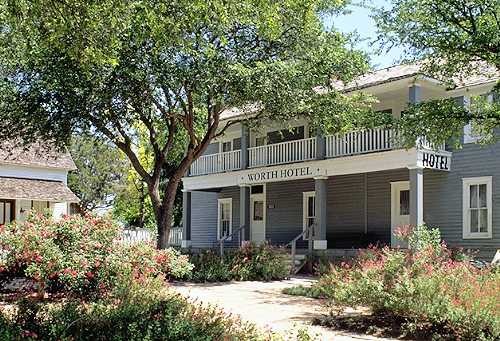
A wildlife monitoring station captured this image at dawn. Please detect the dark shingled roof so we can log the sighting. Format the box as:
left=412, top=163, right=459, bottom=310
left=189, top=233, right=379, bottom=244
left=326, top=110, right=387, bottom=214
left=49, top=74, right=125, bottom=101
left=0, top=141, right=76, bottom=170
left=0, top=177, right=79, bottom=202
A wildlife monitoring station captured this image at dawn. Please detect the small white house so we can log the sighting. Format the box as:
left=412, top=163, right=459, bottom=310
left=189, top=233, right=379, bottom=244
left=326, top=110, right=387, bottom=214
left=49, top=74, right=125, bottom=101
left=0, top=140, right=79, bottom=224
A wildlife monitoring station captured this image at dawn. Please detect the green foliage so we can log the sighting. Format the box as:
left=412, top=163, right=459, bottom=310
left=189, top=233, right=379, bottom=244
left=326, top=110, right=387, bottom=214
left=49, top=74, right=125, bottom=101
left=0, top=0, right=378, bottom=246
left=375, top=0, right=500, bottom=78
left=394, top=96, right=500, bottom=150
left=0, top=213, right=193, bottom=298
left=0, top=288, right=267, bottom=341
left=189, top=242, right=290, bottom=282
left=394, top=98, right=471, bottom=149
left=282, top=284, right=326, bottom=299
left=68, top=134, right=128, bottom=212
left=375, top=0, right=500, bottom=150
left=312, top=226, right=500, bottom=340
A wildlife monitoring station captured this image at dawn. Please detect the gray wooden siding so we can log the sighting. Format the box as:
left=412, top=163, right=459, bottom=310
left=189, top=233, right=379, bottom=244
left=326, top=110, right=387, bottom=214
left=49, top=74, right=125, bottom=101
left=188, top=142, right=499, bottom=259
left=424, top=142, right=500, bottom=259
left=327, top=174, right=365, bottom=247
left=202, top=142, right=219, bottom=156
left=190, top=191, right=218, bottom=248
left=266, top=179, right=314, bottom=246
left=366, top=169, right=409, bottom=245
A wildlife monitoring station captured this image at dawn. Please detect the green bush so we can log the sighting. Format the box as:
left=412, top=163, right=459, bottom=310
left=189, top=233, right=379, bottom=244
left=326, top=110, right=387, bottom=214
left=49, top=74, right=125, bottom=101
left=282, top=284, right=326, bottom=299
left=314, top=225, right=500, bottom=340
left=189, top=242, right=290, bottom=282
left=0, top=213, right=193, bottom=298
left=0, top=286, right=265, bottom=340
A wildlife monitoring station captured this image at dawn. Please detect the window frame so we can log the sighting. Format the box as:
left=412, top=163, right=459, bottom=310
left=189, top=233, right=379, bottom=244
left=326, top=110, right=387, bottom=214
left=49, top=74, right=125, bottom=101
left=217, top=198, right=233, bottom=241
left=302, top=191, right=316, bottom=240
left=462, top=176, right=492, bottom=239
left=219, top=140, right=233, bottom=153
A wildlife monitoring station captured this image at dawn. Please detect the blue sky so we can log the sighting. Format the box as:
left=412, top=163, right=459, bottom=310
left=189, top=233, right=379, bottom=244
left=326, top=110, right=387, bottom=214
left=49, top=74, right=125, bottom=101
left=324, top=0, right=404, bottom=69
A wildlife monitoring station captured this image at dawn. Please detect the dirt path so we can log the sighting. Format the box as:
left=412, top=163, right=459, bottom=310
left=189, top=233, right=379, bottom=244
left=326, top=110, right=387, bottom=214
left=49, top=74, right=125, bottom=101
left=171, top=277, right=396, bottom=341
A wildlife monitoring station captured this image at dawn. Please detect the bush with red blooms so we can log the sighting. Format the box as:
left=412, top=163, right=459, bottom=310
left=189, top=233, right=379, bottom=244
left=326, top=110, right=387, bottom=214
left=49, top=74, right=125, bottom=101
left=316, top=225, right=499, bottom=340
left=0, top=213, right=192, bottom=298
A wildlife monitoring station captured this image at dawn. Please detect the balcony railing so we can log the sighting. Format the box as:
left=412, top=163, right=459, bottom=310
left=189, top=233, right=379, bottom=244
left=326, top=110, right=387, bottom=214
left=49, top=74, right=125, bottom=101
left=187, top=128, right=447, bottom=176
left=248, top=137, right=317, bottom=168
left=189, top=150, right=241, bottom=176
left=326, top=128, right=395, bottom=158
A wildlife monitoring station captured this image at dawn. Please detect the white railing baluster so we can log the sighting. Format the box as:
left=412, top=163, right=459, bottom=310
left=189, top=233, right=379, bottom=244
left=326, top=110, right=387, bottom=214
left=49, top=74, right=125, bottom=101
left=189, top=149, right=242, bottom=176
left=325, top=127, right=396, bottom=159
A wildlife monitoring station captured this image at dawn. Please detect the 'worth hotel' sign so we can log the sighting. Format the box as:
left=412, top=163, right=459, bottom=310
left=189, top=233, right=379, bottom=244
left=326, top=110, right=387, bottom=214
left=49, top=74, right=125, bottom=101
left=240, top=165, right=325, bottom=184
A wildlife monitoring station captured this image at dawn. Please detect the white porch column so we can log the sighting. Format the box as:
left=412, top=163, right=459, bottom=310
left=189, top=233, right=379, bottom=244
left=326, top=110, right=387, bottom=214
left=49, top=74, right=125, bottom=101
left=409, top=168, right=424, bottom=227
left=241, top=124, right=249, bottom=170
left=315, top=128, right=326, bottom=160
left=314, top=176, right=328, bottom=249
left=181, top=190, right=192, bottom=248
left=239, top=185, right=250, bottom=242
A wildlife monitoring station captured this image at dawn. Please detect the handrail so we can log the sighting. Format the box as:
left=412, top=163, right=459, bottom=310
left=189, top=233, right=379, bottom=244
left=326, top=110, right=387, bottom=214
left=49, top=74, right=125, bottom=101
left=286, top=223, right=315, bottom=247
left=218, top=225, right=246, bottom=256
left=286, top=223, right=315, bottom=274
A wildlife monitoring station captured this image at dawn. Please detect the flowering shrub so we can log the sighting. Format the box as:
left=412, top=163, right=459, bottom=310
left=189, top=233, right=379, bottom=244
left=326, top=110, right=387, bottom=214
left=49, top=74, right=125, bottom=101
left=0, top=213, right=193, bottom=298
left=315, top=225, right=500, bottom=340
left=189, top=242, right=290, bottom=282
left=0, top=285, right=268, bottom=340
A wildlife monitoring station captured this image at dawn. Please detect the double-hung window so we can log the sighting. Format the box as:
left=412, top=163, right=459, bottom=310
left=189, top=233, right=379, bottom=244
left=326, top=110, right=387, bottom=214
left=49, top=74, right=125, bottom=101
left=217, top=198, right=232, bottom=240
left=463, top=177, right=492, bottom=239
left=302, top=191, right=315, bottom=240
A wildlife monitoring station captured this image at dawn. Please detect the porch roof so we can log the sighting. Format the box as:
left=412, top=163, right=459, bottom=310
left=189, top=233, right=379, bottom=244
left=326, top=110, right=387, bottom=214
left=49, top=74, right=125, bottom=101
left=0, top=177, right=79, bottom=202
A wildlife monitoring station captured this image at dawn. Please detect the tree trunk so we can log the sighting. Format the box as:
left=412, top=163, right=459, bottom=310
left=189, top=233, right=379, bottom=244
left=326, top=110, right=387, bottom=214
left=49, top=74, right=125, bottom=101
left=148, top=177, right=181, bottom=249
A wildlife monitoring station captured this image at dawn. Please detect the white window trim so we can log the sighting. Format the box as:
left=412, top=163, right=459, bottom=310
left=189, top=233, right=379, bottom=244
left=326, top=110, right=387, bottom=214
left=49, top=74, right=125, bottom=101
left=219, top=140, right=233, bottom=153
left=217, top=198, right=233, bottom=241
left=462, top=176, right=493, bottom=239
left=302, top=191, right=315, bottom=240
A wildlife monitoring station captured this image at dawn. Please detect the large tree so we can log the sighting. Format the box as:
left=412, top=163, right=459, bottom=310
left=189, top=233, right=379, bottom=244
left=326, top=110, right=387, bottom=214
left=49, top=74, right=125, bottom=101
left=375, top=0, right=499, bottom=77
left=374, top=0, right=500, bottom=147
left=0, top=0, right=379, bottom=248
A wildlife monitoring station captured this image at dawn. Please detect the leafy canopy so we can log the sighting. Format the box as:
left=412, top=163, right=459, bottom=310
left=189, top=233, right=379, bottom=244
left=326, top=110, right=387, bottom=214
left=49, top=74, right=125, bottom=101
left=375, top=0, right=500, bottom=78
left=0, top=0, right=379, bottom=247
left=374, top=0, right=500, bottom=147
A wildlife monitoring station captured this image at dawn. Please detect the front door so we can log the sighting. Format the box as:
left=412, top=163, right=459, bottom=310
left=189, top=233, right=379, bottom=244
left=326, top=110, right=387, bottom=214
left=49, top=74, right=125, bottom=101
left=250, top=188, right=266, bottom=243
left=391, top=181, right=410, bottom=248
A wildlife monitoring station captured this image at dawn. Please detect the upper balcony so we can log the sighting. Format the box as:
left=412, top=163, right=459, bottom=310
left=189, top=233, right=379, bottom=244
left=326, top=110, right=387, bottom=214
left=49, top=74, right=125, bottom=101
left=188, top=127, right=444, bottom=177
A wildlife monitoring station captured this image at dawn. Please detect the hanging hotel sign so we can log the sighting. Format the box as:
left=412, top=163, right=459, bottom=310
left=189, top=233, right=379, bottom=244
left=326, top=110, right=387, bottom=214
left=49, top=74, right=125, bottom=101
left=240, top=165, right=325, bottom=184
left=417, top=150, right=452, bottom=171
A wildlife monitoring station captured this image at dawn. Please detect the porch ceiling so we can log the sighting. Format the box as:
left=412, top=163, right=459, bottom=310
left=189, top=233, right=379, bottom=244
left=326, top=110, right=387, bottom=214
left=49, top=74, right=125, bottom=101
left=0, top=176, right=79, bottom=202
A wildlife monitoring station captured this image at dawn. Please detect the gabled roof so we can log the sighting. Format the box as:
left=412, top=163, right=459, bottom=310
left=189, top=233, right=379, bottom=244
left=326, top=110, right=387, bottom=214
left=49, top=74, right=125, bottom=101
left=333, top=62, right=500, bottom=92
left=0, top=177, right=79, bottom=202
left=0, top=141, right=77, bottom=170
left=220, top=63, right=499, bottom=121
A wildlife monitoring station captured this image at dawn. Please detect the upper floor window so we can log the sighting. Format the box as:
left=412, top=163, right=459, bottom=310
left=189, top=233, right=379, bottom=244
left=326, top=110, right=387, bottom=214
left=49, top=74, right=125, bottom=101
left=267, top=126, right=304, bottom=144
left=221, top=141, right=232, bottom=153
left=463, top=177, right=492, bottom=239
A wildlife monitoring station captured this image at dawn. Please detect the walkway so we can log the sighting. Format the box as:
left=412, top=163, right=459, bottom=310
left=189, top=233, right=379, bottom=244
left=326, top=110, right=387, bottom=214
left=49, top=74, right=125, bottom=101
left=171, top=277, right=396, bottom=341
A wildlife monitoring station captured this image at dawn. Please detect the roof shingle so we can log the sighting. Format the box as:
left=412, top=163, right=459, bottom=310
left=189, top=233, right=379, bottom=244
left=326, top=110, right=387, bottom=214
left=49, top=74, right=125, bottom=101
left=0, top=177, right=79, bottom=202
left=0, top=141, right=76, bottom=170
